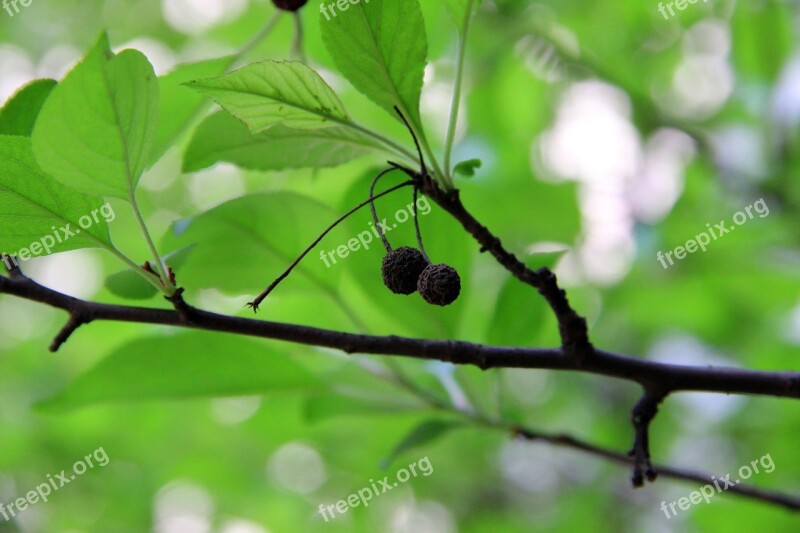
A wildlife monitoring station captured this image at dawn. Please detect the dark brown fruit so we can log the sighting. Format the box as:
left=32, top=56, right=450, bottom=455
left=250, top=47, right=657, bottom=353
left=381, top=247, right=428, bottom=295
left=272, top=0, right=308, bottom=11
left=418, top=264, right=461, bottom=306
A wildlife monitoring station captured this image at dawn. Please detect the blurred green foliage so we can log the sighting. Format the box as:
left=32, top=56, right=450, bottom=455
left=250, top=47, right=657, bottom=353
left=1, top=0, right=799, bottom=532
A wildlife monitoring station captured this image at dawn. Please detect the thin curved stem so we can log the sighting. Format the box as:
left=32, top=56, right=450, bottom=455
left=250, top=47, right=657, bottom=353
left=231, top=11, right=283, bottom=69
left=291, top=11, right=306, bottom=63
left=334, top=118, right=419, bottom=166
left=369, top=168, right=400, bottom=253
left=412, top=187, right=430, bottom=263
left=247, top=180, right=413, bottom=310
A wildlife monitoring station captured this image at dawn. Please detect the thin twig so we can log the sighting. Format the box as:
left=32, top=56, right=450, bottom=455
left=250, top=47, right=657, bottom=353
left=247, top=180, right=413, bottom=311
left=413, top=187, right=430, bottom=263
left=369, top=168, right=401, bottom=253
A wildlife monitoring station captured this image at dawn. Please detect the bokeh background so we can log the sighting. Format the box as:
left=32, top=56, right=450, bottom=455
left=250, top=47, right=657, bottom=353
left=1, top=0, right=800, bottom=531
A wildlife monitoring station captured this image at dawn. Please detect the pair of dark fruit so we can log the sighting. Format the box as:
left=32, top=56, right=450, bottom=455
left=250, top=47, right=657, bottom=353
left=381, top=247, right=460, bottom=306
left=272, top=0, right=308, bottom=11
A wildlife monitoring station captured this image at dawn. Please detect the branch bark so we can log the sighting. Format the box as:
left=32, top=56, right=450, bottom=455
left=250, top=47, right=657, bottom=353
left=1, top=272, right=798, bottom=400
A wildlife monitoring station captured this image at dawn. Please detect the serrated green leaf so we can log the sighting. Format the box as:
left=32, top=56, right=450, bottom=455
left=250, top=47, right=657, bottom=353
left=36, top=332, right=321, bottom=411
left=185, top=60, right=349, bottom=132
left=183, top=111, right=383, bottom=172
left=320, top=0, right=427, bottom=128
left=151, top=56, right=232, bottom=165
left=453, top=158, right=482, bottom=178
left=0, top=79, right=57, bottom=136
left=32, top=33, right=159, bottom=199
left=381, top=419, right=461, bottom=468
left=0, top=135, right=114, bottom=257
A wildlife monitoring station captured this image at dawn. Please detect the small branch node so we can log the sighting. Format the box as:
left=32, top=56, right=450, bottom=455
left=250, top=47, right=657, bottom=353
left=50, top=312, right=91, bottom=352
left=165, top=288, right=195, bottom=323
left=535, top=267, right=593, bottom=361
left=628, top=390, right=666, bottom=487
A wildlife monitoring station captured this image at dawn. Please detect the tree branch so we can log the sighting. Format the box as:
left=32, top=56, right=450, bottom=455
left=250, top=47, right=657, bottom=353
left=628, top=389, right=666, bottom=487
left=512, top=426, right=800, bottom=511
left=420, top=182, right=593, bottom=360
left=2, top=267, right=800, bottom=509
left=1, top=272, right=798, bottom=400
left=2, top=181, right=798, bottom=506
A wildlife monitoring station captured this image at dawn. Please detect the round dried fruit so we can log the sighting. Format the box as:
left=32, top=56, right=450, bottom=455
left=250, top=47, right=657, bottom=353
left=417, top=263, right=461, bottom=306
left=382, top=247, right=428, bottom=295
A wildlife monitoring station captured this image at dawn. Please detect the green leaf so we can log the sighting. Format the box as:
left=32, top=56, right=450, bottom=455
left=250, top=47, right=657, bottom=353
left=453, top=158, right=482, bottom=178
left=36, top=332, right=320, bottom=411
left=161, top=192, right=350, bottom=296
left=303, top=393, right=423, bottom=424
left=150, top=56, right=232, bottom=165
left=104, top=270, right=159, bottom=300
left=443, top=0, right=482, bottom=32
left=185, top=60, right=349, bottom=132
left=0, top=79, right=57, bottom=136
left=381, top=419, right=461, bottom=468
left=31, top=33, right=159, bottom=199
left=487, top=277, right=548, bottom=346
left=320, top=0, right=427, bottom=128
left=184, top=111, right=383, bottom=172
left=0, top=135, right=114, bottom=257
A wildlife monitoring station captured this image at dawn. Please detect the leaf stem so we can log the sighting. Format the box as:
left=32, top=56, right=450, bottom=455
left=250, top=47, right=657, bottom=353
left=129, top=193, right=174, bottom=295
left=443, top=0, right=475, bottom=180
left=337, top=118, right=419, bottom=166
left=231, top=12, right=283, bottom=69
left=291, top=12, right=306, bottom=63
left=107, top=248, right=165, bottom=291
left=399, top=107, right=453, bottom=191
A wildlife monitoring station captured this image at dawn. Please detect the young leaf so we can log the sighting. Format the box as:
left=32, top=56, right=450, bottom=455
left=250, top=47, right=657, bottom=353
left=381, top=419, right=462, bottom=468
left=0, top=135, right=113, bottom=256
left=31, top=33, right=159, bottom=199
left=150, top=56, right=232, bottom=165
left=0, top=79, right=57, bottom=136
left=105, top=245, right=195, bottom=300
left=453, top=158, right=482, bottom=178
left=36, top=332, right=321, bottom=411
left=183, top=111, right=383, bottom=172
left=319, top=0, right=427, bottom=128
left=185, top=60, right=349, bottom=133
